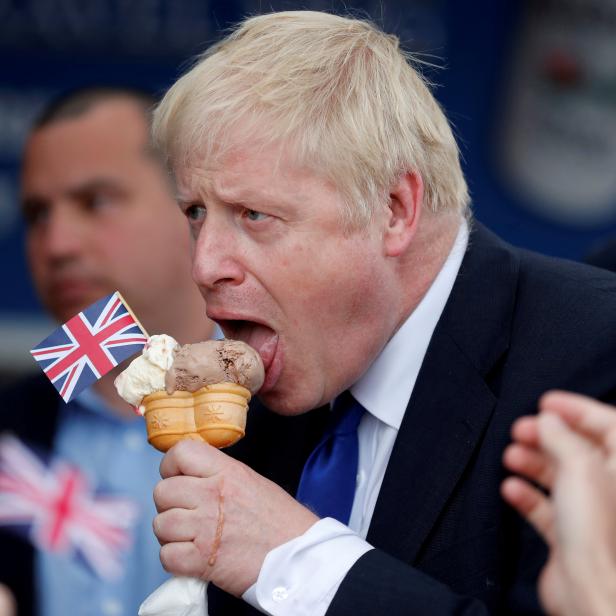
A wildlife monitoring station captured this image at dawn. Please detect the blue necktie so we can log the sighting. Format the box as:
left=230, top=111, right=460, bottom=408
left=296, top=391, right=364, bottom=524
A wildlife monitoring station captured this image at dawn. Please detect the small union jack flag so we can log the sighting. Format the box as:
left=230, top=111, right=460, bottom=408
left=30, top=291, right=148, bottom=403
left=0, top=436, right=138, bottom=579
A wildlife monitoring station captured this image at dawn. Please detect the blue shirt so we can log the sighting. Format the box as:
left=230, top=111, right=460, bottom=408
left=36, top=389, right=168, bottom=616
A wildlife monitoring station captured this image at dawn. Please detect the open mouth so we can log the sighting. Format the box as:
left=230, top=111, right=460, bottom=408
left=216, top=319, right=279, bottom=373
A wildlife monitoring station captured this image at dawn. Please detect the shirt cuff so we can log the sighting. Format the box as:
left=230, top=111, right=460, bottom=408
left=242, top=517, right=373, bottom=616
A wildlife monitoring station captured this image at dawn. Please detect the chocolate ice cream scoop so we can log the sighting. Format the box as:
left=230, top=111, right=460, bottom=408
left=165, top=339, right=264, bottom=395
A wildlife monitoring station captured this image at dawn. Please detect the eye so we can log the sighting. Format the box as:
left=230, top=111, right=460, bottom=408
left=85, top=192, right=113, bottom=210
left=22, top=200, right=49, bottom=228
left=243, top=208, right=268, bottom=222
left=185, top=204, right=206, bottom=222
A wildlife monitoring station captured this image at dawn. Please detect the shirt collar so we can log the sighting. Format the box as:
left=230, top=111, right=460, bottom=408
left=351, top=220, right=469, bottom=430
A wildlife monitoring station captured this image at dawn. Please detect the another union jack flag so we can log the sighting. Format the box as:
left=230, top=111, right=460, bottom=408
left=30, top=291, right=148, bottom=402
left=0, top=435, right=138, bottom=580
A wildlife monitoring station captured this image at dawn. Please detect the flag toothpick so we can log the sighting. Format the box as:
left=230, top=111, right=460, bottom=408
left=30, top=291, right=148, bottom=403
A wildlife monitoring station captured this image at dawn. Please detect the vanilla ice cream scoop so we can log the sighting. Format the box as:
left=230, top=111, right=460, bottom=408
left=165, top=339, right=264, bottom=395
left=114, top=334, right=179, bottom=410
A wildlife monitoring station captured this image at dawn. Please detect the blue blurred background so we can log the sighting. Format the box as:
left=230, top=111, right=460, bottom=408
left=1, top=0, right=616, bottom=374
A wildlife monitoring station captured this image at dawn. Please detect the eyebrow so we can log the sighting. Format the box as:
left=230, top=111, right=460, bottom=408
left=21, top=178, right=128, bottom=212
left=175, top=195, right=198, bottom=208
left=175, top=194, right=276, bottom=215
left=67, top=177, right=127, bottom=197
left=175, top=175, right=294, bottom=212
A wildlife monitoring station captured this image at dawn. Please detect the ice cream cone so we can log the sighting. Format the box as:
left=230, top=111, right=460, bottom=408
left=193, top=383, right=251, bottom=448
left=142, top=390, right=203, bottom=452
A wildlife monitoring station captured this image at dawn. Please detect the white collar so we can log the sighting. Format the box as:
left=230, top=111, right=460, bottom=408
left=351, top=220, right=469, bottom=430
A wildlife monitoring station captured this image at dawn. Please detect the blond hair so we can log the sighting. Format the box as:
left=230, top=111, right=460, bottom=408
left=152, top=11, right=469, bottom=227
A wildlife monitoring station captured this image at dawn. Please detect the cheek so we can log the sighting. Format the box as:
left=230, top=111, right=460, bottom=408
left=87, top=226, right=149, bottom=285
left=284, top=246, right=380, bottom=332
left=277, top=248, right=329, bottom=322
left=25, top=236, right=48, bottom=280
left=25, top=239, right=39, bottom=268
left=97, top=230, right=132, bottom=260
left=136, top=209, right=193, bottom=264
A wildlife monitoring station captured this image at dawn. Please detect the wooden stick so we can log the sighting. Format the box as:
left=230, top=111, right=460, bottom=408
left=116, top=290, right=149, bottom=338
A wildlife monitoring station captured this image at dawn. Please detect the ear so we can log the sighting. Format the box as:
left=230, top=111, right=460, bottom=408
left=383, top=172, right=423, bottom=257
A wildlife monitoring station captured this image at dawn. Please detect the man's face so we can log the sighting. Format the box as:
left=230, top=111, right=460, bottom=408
left=177, top=145, right=398, bottom=414
left=22, top=99, right=196, bottom=329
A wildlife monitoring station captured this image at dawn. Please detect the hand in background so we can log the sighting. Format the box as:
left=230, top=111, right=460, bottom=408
left=0, top=584, right=15, bottom=616
left=502, top=391, right=616, bottom=616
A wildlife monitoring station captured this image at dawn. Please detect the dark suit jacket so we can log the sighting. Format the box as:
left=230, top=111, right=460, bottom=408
left=585, top=237, right=616, bottom=273
left=209, top=222, right=616, bottom=615
left=0, top=374, right=62, bottom=616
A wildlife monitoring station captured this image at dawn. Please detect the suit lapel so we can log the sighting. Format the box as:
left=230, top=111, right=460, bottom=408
left=367, top=223, right=520, bottom=563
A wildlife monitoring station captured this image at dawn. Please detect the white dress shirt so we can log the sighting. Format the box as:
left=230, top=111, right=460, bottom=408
left=244, top=221, right=469, bottom=615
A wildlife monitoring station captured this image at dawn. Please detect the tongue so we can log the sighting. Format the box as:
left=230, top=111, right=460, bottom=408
left=234, top=322, right=278, bottom=370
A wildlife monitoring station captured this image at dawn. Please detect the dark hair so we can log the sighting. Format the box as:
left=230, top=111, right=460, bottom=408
left=34, top=86, right=157, bottom=130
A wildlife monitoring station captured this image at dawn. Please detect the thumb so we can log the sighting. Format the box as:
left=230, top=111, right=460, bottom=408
left=159, top=439, right=225, bottom=479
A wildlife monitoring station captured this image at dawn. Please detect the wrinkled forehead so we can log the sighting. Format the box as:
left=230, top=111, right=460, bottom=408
left=171, top=158, right=217, bottom=199
left=171, top=136, right=318, bottom=201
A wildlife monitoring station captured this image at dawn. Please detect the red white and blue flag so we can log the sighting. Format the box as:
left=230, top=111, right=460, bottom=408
left=30, top=291, right=148, bottom=403
left=0, top=435, right=138, bottom=579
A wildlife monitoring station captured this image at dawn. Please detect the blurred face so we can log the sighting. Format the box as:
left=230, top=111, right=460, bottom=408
left=178, top=145, right=399, bottom=414
left=22, top=98, right=196, bottom=328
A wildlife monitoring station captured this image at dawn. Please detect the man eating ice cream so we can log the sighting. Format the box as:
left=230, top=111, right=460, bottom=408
left=148, top=11, right=616, bottom=616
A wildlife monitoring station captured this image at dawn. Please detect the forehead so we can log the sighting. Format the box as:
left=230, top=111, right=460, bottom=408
left=22, top=100, right=149, bottom=187
left=174, top=141, right=330, bottom=205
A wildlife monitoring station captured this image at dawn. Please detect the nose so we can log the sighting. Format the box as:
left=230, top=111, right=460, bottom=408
left=192, top=219, right=246, bottom=291
left=39, top=203, right=87, bottom=262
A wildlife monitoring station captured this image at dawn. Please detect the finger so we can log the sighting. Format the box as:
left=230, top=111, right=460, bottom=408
left=160, top=439, right=223, bottom=480
left=540, top=390, right=616, bottom=444
left=503, top=443, right=554, bottom=490
left=160, top=541, right=210, bottom=579
left=153, top=508, right=200, bottom=544
left=510, top=416, right=540, bottom=448
left=605, top=426, right=616, bottom=461
left=153, top=475, right=206, bottom=512
left=500, top=477, right=553, bottom=544
left=537, top=414, right=593, bottom=464
left=0, top=584, right=15, bottom=616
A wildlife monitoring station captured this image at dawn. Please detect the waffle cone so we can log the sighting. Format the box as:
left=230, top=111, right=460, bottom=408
left=141, top=390, right=202, bottom=452
left=193, top=382, right=251, bottom=448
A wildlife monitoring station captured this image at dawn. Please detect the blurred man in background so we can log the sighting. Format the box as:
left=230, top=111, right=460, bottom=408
left=0, top=87, right=215, bottom=616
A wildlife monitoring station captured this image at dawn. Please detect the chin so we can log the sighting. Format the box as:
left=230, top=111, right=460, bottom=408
left=258, top=385, right=320, bottom=416
left=50, top=306, right=80, bottom=323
